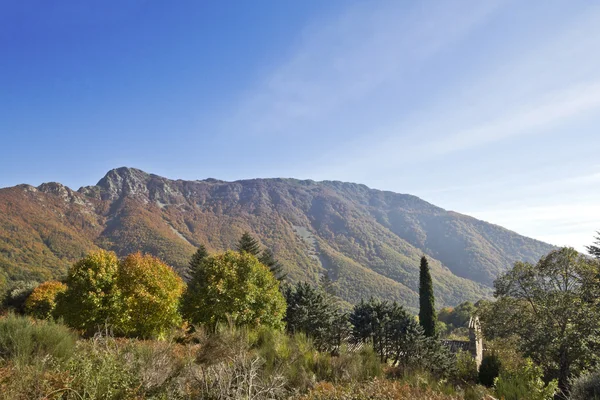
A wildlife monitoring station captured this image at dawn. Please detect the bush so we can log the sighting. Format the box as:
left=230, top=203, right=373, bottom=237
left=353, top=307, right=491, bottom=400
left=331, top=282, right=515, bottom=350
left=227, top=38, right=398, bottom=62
left=478, top=353, right=501, bottom=387
left=454, top=350, right=478, bottom=384
left=24, top=281, right=67, bottom=319
left=0, top=314, right=76, bottom=366
left=494, top=358, right=557, bottom=400
left=570, top=370, right=600, bottom=400
left=2, top=281, right=39, bottom=314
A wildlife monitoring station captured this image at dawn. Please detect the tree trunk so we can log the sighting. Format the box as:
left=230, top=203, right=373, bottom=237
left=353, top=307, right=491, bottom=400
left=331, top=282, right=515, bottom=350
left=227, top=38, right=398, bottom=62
left=556, top=346, right=570, bottom=400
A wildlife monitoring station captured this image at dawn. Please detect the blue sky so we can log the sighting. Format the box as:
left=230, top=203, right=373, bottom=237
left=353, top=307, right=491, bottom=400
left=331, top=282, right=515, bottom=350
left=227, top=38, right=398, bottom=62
left=1, top=1, right=599, bottom=250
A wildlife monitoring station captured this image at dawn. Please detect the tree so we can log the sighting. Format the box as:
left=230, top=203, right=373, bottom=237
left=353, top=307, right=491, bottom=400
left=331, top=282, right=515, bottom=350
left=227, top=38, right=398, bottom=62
left=25, top=281, right=67, bottom=319
left=484, top=248, right=600, bottom=397
left=237, top=232, right=261, bottom=256
left=118, top=253, right=185, bottom=339
left=283, top=281, right=349, bottom=352
left=55, top=250, right=123, bottom=335
left=2, top=280, right=39, bottom=314
left=587, top=232, right=600, bottom=259
left=188, top=244, right=208, bottom=277
left=259, top=248, right=286, bottom=281
left=419, top=256, right=437, bottom=337
left=181, top=251, right=285, bottom=330
left=351, top=298, right=419, bottom=364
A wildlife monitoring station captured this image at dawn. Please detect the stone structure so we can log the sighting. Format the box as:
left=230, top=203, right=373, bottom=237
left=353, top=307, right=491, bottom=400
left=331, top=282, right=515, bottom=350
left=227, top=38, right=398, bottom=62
left=441, top=315, right=484, bottom=368
left=468, top=316, right=484, bottom=369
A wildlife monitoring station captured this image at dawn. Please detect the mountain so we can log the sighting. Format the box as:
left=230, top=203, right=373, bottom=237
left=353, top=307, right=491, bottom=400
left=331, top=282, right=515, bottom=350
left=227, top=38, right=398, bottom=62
left=0, top=167, right=555, bottom=310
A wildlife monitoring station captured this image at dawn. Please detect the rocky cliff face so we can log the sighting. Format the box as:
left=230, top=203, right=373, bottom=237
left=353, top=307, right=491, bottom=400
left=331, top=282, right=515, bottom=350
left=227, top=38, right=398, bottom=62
left=0, top=167, right=555, bottom=309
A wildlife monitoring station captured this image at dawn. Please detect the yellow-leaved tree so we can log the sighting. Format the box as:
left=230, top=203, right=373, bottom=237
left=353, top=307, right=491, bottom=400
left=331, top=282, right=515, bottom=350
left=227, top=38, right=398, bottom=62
left=56, top=250, right=185, bottom=338
left=25, top=280, right=67, bottom=319
left=118, top=253, right=185, bottom=339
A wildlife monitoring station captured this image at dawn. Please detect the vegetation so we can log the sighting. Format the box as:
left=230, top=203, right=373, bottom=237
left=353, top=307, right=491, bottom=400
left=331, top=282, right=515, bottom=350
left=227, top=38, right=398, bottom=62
left=419, top=256, right=437, bottom=337
left=482, top=247, right=600, bottom=395
left=180, top=250, right=286, bottom=330
left=570, top=369, right=600, bottom=400
left=24, top=280, right=66, bottom=319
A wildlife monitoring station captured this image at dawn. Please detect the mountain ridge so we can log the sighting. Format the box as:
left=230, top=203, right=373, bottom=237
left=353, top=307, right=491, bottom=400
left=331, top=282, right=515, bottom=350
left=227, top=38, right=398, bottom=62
left=0, top=167, right=555, bottom=310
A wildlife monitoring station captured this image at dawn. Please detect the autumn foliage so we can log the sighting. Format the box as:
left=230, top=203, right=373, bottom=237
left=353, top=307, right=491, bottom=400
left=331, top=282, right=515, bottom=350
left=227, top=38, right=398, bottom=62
left=24, top=280, right=67, bottom=319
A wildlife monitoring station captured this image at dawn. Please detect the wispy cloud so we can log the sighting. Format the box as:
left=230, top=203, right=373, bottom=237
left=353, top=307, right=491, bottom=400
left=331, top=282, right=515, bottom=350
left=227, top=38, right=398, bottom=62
left=226, top=0, right=504, bottom=136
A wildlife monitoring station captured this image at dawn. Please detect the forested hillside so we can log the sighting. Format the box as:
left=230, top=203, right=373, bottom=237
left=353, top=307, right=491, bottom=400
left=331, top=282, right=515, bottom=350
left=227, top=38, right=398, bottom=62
left=0, top=167, right=554, bottom=308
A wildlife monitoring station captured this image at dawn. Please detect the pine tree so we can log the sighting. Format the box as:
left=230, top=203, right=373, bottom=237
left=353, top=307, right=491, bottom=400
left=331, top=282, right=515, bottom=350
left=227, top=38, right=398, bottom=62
left=188, top=245, right=208, bottom=277
left=237, top=232, right=261, bottom=256
left=259, top=249, right=286, bottom=281
left=586, top=232, right=600, bottom=259
left=419, top=255, right=437, bottom=337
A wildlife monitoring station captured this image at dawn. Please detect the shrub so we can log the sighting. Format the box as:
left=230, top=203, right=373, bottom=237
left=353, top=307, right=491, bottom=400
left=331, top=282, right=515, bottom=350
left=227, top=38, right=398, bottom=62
left=494, top=358, right=557, bottom=400
left=0, top=314, right=76, bottom=366
left=2, top=281, right=39, bottom=314
left=24, top=281, right=67, bottom=319
left=454, top=350, right=478, bottom=384
left=478, top=353, right=501, bottom=387
left=570, top=370, right=600, bottom=400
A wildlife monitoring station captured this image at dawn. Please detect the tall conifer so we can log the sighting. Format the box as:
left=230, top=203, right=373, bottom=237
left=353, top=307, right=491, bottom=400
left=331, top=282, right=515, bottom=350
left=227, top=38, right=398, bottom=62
left=237, top=232, right=261, bottom=256
left=419, top=255, right=437, bottom=337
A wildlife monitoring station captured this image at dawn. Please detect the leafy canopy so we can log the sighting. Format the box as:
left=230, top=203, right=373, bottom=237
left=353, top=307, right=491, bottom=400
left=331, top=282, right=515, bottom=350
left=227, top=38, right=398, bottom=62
left=25, top=280, right=67, bottom=319
left=181, top=250, right=286, bottom=330
left=482, top=247, right=600, bottom=395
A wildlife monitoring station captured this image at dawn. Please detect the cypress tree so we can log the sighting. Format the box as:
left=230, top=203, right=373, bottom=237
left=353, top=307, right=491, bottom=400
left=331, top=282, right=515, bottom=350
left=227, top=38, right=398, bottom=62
left=237, top=232, right=261, bottom=256
left=419, top=255, right=437, bottom=337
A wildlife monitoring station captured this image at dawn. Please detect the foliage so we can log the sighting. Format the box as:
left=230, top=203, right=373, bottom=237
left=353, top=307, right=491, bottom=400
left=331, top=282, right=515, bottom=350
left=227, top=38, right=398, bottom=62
left=350, top=298, right=454, bottom=377
left=24, top=280, right=67, bottom=319
left=1, top=280, right=40, bottom=314
left=438, top=301, right=477, bottom=335
left=587, top=231, right=600, bottom=259
left=294, top=378, right=462, bottom=400
left=570, top=369, right=600, bottom=400
left=0, top=313, right=76, bottom=366
left=237, top=231, right=261, bottom=255
left=187, top=244, right=208, bottom=277
left=117, top=252, right=185, bottom=339
left=259, top=248, right=287, bottom=281
left=478, top=353, right=501, bottom=387
left=484, top=247, right=600, bottom=394
left=494, top=358, right=558, bottom=400
left=181, top=251, right=286, bottom=330
left=419, top=256, right=437, bottom=337
left=453, top=350, right=478, bottom=384
left=54, top=250, right=123, bottom=336
left=283, top=282, right=350, bottom=353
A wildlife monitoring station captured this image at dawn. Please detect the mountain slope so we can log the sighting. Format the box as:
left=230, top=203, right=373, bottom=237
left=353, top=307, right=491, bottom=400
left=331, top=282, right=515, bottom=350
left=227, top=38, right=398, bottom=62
left=0, top=167, right=555, bottom=309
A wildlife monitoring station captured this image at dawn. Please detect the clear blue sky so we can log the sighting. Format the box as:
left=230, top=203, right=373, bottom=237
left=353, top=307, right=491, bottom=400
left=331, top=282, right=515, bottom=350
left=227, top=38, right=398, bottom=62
left=2, top=1, right=599, bottom=250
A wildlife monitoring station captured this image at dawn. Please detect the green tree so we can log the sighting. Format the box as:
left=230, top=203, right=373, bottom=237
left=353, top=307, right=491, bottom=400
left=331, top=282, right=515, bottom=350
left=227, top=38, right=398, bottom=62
left=55, top=250, right=123, bottom=336
left=419, top=256, right=437, bottom=337
left=259, top=248, right=286, bottom=281
left=237, top=232, right=261, bottom=256
left=2, top=280, right=39, bottom=314
left=181, top=251, right=285, bottom=330
left=587, top=232, right=600, bottom=259
left=118, top=253, right=185, bottom=339
left=484, top=248, right=600, bottom=396
left=188, top=244, right=208, bottom=277
left=25, top=281, right=67, bottom=319
left=350, top=297, right=454, bottom=376
left=283, top=281, right=349, bottom=352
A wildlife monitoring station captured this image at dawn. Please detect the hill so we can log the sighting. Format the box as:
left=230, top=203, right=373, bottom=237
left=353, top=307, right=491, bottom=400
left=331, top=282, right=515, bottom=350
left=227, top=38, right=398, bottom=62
left=0, top=167, right=555, bottom=309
